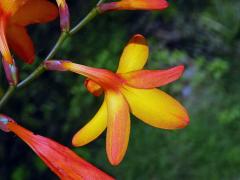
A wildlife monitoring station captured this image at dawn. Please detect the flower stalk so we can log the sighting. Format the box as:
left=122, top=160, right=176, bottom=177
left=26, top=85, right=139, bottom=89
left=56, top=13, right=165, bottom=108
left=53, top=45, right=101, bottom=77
left=0, top=1, right=106, bottom=109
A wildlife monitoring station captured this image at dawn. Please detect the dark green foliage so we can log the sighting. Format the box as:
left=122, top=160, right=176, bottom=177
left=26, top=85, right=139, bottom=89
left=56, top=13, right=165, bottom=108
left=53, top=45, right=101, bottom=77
left=0, top=0, right=240, bottom=179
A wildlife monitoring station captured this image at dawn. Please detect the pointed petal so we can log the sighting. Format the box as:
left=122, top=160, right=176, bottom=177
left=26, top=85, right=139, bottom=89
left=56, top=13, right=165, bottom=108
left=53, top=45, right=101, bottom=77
left=121, top=65, right=185, bottom=89
left=0, top=16, right=13, bottom=64
left=99, top=0, right=168, bottom=12
left=121, top=86, right=189, bottom=129
left=117, top=34, right=149, bottom=73
left=106, top=91, right=130, bottom=165
left=10, top=0, right=58, bottom=26
left=72, top=101, right=107, bottom=146
left=6, top=24, right=34, bottom=64
left=3, top=119, right=114, bottom=180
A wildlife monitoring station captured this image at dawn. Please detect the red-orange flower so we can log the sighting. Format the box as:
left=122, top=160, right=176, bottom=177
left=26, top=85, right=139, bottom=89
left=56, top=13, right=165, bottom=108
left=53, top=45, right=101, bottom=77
left=45, top=34, right=189, bottom=165
left=0, top=0, right=58, bottom=64
left=98, top=0, right=169, bottom=12
left=0, top=114, right=114, bottom=180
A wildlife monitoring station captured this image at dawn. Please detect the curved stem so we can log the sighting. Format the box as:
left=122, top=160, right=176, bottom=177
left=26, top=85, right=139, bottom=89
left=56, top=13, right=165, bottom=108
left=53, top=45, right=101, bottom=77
left=0, top=0, right=106, bottom=109
left=0, top=85, right=15, bottom=109
left=45, top=32, right=69, bottom=61
left=97, top=0, right=106, bottom=5
left=70, top=8, right=99, bottom=35
left=17, top=65, right=46, bottom=89
left=18, top=6, right=101, bottom=89
left=17, top=32, right=69, bottom=89
left=69, top=0, right=106, bottom=35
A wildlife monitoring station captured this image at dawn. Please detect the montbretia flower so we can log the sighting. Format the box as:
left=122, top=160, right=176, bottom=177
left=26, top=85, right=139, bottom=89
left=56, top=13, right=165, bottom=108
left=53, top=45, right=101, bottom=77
left=45, top=34, right=190, bottom=165
left=98, top=0, right=169, bottom=13
left=0, top=114, right=114, bottom=180
left=0, top=0, right=58, bottom=64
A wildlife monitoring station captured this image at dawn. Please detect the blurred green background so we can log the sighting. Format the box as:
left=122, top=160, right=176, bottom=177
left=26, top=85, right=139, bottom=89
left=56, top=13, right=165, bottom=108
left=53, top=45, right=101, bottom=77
left=1, top=0, right=240, bottom=179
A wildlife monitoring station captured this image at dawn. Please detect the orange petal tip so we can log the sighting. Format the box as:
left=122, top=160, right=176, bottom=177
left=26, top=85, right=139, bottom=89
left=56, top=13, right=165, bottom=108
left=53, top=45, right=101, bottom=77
left=129, top=34, right=147, bottom=45
left=84, top=79, right=103, bottom=97
left=177, top=114, right=190, bottom=129
left=72, top=133, right=83, bottom=147
left=98, top=0, right=169, bottom=12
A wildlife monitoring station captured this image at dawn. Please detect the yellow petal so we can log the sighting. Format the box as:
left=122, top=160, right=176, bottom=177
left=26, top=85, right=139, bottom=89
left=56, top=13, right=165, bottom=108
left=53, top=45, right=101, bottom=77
left=121, top=86, right=189, bottom=129
left=117, top=34, right=149, bottom=73
left=72, top=101, right=107, bottom=146
left=106, top=91, right=130, bottom=166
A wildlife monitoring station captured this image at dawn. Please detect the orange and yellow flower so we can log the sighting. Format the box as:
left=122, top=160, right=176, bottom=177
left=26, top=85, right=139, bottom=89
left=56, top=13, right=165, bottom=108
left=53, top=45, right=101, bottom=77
left=98, top=0, right=169, bottom=12
left=0, top=114, right=114, bottom=180
left=45, top=34, right=190, bottom=165
left=0, top=0, right=58, bottom=64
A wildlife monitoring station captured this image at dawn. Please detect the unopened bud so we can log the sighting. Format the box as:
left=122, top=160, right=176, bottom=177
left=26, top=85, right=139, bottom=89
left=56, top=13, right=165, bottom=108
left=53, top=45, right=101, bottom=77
left=44, top=60, right=69, bottom=71
left=0, top=114, right=15, bottom=132
left=56, top=0, right=70, bottom=31
left=2, top=58, right=18, bottom=85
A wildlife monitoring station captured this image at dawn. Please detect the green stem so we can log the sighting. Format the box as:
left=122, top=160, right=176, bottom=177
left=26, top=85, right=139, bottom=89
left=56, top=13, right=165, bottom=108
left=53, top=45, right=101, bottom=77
left=18, top=7, right=101, bottom=89
left=0, top=85, right=15, bottom=109
left=97, top=0, right=105, bottom=5
left=17, top=32, right=69, bottom=89
left=0, top=2, right=104, bottom=109
left=70, top=8, right=99, bottom=35
left=17, top=65, right=46, bottom=89
left=69, top=0, right=106, bottom=35
left=45, top=32, right=69, bottom=61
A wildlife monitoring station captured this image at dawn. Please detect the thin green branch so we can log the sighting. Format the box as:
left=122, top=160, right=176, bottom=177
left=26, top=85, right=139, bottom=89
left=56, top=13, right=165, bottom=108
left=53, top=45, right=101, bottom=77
left=0, top=1, right=105, bottom=109
left=0, top=85, right=15, bottom=109
left=17, top=65, right=46, bottom=89
left=97, top=0, right=105, bottom=5
left=70, top=8, right=99, bottom=35
left=45, top=32, right=70, bottom=61
left=17, top=32, right=69, bottom=89
left=18, top=6, right=101, bottom=89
